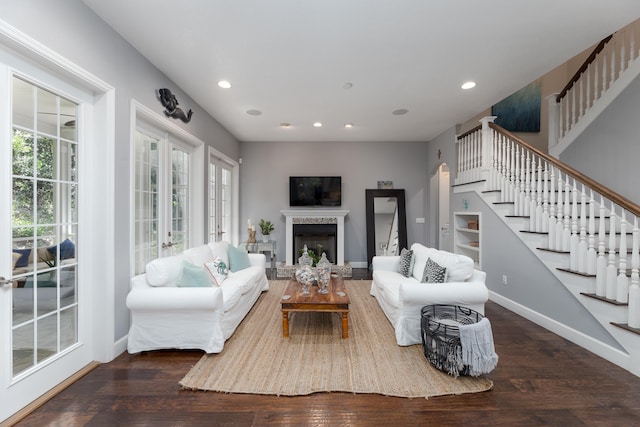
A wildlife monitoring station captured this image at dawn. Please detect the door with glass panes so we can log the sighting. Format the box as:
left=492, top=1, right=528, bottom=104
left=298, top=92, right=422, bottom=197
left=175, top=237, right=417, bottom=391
left=134, top=127, right=193, bottom=274
left=208, top=153, right=233, bottom=243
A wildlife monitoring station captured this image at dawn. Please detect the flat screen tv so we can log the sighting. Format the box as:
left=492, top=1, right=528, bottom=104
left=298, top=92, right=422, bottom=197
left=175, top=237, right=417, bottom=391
left=289, top=176, right=342, bottom=207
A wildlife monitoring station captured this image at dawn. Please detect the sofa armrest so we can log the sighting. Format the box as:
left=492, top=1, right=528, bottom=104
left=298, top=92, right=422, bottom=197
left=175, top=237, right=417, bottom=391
left=126, top=285, right=224, bottom=311
left=248, top=253, right=266, bottom=269
left=372, top=255, right=400, bottom=272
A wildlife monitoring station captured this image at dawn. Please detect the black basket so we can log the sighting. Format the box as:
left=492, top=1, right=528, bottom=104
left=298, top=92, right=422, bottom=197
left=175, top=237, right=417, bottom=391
left=421, top=304, right=484, bottom=377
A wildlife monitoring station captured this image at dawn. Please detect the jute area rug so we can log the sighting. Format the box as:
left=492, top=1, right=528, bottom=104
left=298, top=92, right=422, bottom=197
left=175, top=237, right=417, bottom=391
left=179, top=280, right=493, bottom=398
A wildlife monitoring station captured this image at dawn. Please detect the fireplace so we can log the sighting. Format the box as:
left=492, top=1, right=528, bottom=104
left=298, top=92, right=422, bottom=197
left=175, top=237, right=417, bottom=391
left=281, top=209, right=349, bottom=266
left=293, top=223, right=337, bottom=264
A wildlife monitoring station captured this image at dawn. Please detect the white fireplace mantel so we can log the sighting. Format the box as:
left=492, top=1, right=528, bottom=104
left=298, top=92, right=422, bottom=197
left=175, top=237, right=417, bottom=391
left=281, top=209, right=349, bottom=265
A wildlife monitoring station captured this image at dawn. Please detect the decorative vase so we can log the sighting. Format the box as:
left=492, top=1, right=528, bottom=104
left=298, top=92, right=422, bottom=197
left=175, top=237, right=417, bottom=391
left=262, top=234, right=269, bottom=243
left=295, top=245, right=315, bottom=296
left=316, top=252, right=331, bottom=294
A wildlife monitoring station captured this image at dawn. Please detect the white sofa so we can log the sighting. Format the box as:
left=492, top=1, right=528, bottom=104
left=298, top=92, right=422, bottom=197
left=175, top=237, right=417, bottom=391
left=370, top=242, right=488, bottom=346
left=126, top=241, right=269, bottom=354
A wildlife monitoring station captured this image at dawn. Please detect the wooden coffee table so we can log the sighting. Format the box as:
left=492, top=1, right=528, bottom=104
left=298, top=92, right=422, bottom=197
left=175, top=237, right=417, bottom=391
left=281, top=274, right=350, bottom=338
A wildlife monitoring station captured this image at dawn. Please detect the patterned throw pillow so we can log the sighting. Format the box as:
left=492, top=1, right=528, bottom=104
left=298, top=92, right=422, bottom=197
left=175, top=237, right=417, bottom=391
left=205, top=256, right=229, bottom=287
left=398, top=248, right=414, bottom=278
left=421, top=257, right=447, bottom=283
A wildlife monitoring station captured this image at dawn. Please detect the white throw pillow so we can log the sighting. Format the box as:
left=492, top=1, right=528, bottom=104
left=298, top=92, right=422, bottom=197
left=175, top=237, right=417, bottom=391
left=205, top=256, right=229, bottom=287
left=183, top=244, right=214, bottom=266
left=207, top=240, right=230, bottom=267
left=145, top=254, right=185, bottom=287
left=429, top=250, right=474, bottom=282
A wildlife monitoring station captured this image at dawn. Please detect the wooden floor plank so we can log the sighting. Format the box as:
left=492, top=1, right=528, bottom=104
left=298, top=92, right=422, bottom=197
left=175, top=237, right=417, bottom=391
left=13, top=274, right=640, bottom=426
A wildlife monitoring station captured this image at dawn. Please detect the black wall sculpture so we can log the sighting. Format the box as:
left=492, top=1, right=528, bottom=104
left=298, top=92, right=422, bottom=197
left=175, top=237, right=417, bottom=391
left=158, top=88, right=193, bottom=123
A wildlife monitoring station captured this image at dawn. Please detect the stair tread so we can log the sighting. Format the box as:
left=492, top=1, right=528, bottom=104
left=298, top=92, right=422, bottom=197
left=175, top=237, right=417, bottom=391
left=557, top=267, right=596, bottom=277
left=580, top=292, right=628, bottom=306
left=611, top=322, right=640, bottom=336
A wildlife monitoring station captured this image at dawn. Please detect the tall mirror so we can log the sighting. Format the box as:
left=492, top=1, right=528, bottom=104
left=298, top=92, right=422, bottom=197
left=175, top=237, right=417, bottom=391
left=366, top=189, right=407, bottom=268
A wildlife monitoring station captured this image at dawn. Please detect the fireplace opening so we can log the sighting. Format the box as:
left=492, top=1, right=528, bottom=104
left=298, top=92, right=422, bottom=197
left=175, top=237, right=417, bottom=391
left=293, top=223, right=337, bottom=264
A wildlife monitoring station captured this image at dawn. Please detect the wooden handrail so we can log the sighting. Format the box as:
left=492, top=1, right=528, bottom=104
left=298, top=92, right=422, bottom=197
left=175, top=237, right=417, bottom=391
left=457, top=124, right=482, bottom=140
left=556, top=34, right=613, bottom=102
left=489, top=122, right=640, bottom=217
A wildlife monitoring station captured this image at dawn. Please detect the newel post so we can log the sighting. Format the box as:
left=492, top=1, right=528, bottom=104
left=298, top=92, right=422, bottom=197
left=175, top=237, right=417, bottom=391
left=480, top=116, right=496, bottom=190
left=547, top=93, right=560, bottom=151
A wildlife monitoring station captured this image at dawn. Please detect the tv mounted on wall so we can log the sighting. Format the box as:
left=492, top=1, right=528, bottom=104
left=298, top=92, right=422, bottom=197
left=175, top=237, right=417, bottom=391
left=289, top=176, right=342, bottom=207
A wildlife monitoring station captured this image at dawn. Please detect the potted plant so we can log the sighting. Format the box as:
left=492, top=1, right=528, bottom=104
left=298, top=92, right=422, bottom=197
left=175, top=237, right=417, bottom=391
left=259, top=219, right=274, bottom=242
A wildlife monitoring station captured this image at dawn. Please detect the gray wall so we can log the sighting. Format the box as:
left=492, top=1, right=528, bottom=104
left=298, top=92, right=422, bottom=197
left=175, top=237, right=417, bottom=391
left=239, top=140, right=429, bottom=264
left=560, top=73, right=640, bottom=204
left=3, top=0, right=241, bottom=340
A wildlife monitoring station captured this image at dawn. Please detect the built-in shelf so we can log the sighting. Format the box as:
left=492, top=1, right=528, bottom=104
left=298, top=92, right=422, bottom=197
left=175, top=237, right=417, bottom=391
left=454, top=212, right=481, bottom=269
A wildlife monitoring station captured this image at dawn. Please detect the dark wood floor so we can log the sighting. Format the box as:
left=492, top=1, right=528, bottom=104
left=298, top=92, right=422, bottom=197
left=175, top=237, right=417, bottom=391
left=14, top=273, right=640, bottom=426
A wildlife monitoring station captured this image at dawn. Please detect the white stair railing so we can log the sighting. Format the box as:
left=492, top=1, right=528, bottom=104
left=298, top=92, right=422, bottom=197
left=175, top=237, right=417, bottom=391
left=455, top=118, right=640, bottom=324
left=549, top=19, right=640, bottom=150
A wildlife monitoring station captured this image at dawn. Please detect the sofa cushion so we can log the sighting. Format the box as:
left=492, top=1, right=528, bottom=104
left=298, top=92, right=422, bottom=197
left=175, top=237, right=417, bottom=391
left=225, top=265, right=264, bottom=295
left=429, top=251, right=474, bottom=282
left=47, top=238, right=75, bottom=260
left=208, top=240, right=230, bottom=266
left=13, top=249, right=31, bottom=268
left=421, top=257, right=447, bottom=283
left=398, top=248, right=414, bottom=278
left=177, top=261, right=213, bottom=287
left=183, top=244, right=214, bottom=266
left=145, top=254, right=185, bottom=287
left=12, top=252, right=21, bottom=269
left=410, top=243, right=474, bottom=282
left=205, top=256, right=229, bottom=286
left=228, top=245, right=251, bottom=272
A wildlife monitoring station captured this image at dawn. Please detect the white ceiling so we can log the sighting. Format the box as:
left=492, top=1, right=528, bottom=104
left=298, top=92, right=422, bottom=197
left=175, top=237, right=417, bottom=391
left=82, top=0, right=640, bottom=142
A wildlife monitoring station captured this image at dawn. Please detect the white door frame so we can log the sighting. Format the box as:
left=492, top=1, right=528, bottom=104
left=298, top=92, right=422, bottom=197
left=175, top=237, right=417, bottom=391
left=208, top=146, right=240, bottom=245
left=429, top=162, right=451, bottom=251
left=0, top=20, right=115, bottom=423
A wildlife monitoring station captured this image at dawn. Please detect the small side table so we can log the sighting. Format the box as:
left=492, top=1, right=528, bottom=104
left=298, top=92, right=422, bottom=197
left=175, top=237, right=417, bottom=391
left=241, top=240, right=277, bottom=279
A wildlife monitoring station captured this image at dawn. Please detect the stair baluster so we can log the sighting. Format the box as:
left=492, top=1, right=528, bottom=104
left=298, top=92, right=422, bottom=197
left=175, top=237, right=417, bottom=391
left=542, top=162, right=549, bottom=233
left=578, top=185, right=588, bottom=273
left=548, top=166, right=557, bottom=250
left=617, top=210, right=629, bottom=304
left=556, top=172, right=564, bottom=250
left=570, top=180, right=579, bottom=271
left=606, top=204, right=618, bottom=300
left=562, top=175, right=571, bottom=251
left=587, top=191, right=597, bottom=275
left=596, top=196, right=607, bottom=296
left=524, top=151, right=531, bottom=217
left=629, top=218, right=640, bottom=328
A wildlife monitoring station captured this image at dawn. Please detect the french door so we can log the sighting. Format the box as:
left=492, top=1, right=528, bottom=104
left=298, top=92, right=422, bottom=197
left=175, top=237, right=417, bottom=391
left=134, top=126, right=193, bottom=274
left=208, top=152, right=234, bottom=243
left=0, top=58, right=106, bottom=422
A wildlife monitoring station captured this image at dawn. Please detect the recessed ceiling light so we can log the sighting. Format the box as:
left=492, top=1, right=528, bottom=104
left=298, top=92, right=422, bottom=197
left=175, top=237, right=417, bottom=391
left=461, top=81, right=477, bottom=90
left=246, top=109, right=262, bottom=116
left=344, top=123, right=353, bottom=128
left=280, top=123, right=291, bottom=128
left=313, top=122, right=323, bottom=127
left=343, top=82, right=353, bottom=89
left=392, top=109, right=409, bottom=115
left=217, top=80, right=232, bottom=89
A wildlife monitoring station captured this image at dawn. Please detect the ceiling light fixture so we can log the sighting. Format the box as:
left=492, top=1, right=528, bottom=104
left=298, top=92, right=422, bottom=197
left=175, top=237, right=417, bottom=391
left=246, top=109, right=262, bottom=116
left=313, top=122, right=323, bottom=127
left=217, top=80, right=232, bottom=89
left=392, top=109, right=409, bottom=115
left=343, top=82, right=353, bottom=89
left=461, top=81, right=477, bottom=90
left=280, top=123, right=291, bottom=128
left=344, top=123, right=353, bottom=128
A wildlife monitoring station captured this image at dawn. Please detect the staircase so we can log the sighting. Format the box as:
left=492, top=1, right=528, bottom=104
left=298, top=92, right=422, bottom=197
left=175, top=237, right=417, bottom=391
left=454, top=118, right=640, bottom=376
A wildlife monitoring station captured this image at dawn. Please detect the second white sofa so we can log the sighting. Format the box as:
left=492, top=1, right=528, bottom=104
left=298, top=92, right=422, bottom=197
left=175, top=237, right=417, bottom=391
left=126, top=241, right=268, bottom=354
left=370, top=242, right=488, bottom=346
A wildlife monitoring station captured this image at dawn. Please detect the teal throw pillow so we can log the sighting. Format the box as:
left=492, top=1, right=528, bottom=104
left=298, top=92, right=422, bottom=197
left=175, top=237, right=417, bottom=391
left=177, top=261, right=213, bottom=287
left=228, top=245, right=251, bottom=272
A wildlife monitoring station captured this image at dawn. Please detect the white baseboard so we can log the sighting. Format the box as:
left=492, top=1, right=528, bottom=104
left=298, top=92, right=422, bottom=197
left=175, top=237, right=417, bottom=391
left=489, top=291, right=631, bottom=372
left=112, top=335, right=128, bottom=360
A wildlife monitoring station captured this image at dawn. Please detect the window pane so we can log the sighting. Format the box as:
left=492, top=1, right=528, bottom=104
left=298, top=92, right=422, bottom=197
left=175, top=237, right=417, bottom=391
left=13, top=178, right=34, bottom=225
left=12, top=77, right=34, bottom=128
left=37, top=135, right=56, bottom=180
left=36, top=87, right=58, bottom=136
left=60, top=97, right=77, bottom=142
left=36, top=180, right=56, bottom=224
left=12, top=129, right=35, bottom=177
